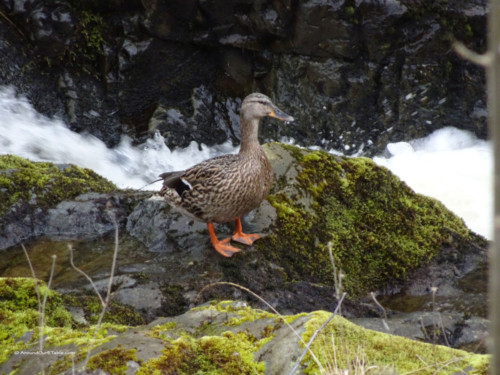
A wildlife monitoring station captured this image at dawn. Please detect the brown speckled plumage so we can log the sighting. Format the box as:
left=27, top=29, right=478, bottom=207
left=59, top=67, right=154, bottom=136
left=157, top=93, right=294, bottom=257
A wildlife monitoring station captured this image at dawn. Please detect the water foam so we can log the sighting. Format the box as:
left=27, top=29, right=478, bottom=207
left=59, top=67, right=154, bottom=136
left=0, top=86, right=237, bottom=190
left=373, top=127, right=492, bottom=239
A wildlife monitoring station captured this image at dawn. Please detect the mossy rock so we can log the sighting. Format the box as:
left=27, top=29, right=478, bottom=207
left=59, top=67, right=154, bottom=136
left=0, top=277, right=73, bottom=363
left=0, top=155, right=116, bottom=216
left=0, top=277, right=130, bottom=373
left=300, top=310, right=488, bottom=374
left=257, top=143, right=479, bottom=296
left=0, top=288, right=489, bottom=374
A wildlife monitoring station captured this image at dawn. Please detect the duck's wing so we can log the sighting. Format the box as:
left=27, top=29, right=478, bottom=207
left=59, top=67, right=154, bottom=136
left=185, top=155, right=240, bottom=184
left=160, top=154, right=240, bottom=197
left=159, top=170, right=190, bottom=196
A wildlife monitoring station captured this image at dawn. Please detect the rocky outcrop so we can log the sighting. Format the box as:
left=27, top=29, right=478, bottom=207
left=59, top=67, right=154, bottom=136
left=0, top=0, right=487, bottom=155
left=0, top=155, right=120, bottom=249
left=0, top=144, right=489, bottom=352
left=0, top=280, right=489, bottom=374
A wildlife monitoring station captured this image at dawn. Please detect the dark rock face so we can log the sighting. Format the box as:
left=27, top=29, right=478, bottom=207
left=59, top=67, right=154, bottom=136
left=0, top=0, right=487, bottom=154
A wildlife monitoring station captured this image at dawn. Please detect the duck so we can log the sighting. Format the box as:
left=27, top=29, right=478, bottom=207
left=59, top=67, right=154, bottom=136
left=158, top=93, right=294, bottom=257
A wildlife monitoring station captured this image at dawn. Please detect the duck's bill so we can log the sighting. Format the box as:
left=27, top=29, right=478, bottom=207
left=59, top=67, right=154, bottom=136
left=269, top=107, right=294, bottom=122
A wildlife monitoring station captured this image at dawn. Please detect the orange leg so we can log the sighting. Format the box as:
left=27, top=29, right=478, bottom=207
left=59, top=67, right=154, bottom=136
left=207, top=223, right=241, bottom=257
left=231, top=218, right=260, bottom=245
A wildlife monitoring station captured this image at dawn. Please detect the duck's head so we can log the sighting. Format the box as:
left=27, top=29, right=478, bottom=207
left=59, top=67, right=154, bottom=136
left=241, top=93, right=294, bottom=122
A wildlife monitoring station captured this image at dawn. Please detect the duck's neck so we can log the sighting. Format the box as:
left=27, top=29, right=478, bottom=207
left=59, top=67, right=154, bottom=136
left=238, top=117, right=261, bottom=155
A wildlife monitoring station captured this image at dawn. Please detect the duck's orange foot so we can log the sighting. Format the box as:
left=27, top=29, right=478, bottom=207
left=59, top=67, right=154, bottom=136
left=231, top=218, right=260, bottom=246
left=232, top=232, right=260, bottom=246
left=213, top=237, right=241, bottom=257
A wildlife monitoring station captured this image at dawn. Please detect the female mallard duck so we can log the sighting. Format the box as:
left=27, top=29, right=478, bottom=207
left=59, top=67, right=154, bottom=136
left=158, top=93, right=294, bottom=257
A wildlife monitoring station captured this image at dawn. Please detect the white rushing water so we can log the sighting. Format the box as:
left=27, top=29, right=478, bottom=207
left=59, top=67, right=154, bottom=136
left=373, top=128, right=492, bottom=239
left=0, top=86, right=492, bottom=239
left=0, top=86, right=237, bottom=191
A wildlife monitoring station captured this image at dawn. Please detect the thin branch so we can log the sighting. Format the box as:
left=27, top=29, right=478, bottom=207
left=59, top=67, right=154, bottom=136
left=39, top=255, right=57, bottom=351
left=82, top=210, right=120, bottom=370
left=68, top=244, right=105, bottom=307
left=21, top=244, right=41, bottom=311
left=21, top=244, right=45, bottom=375
left=328, top=242, right=343, bottom=300
left=370, top=292, right=390, bottom=332
left=453, top=41, right=492, bottom=67
left=0, top=10, right=26, bottom=38
left=103, top=211, right=119, bottom=309
left=288, top=292, right=347, bottom=375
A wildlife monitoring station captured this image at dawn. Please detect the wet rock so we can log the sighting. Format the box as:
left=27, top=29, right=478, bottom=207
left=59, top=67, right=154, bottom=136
left=45, top=193, right=127, bottom=239
left=113, top=282, right=164, bottom=310
left=352, top=311, right=489, bottom=354
left=147, top=86, right=233, bottom=149
left=291, top=0, right=359, bottom=58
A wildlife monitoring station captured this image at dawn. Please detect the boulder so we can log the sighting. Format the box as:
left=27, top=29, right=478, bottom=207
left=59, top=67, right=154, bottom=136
left=0, top=280, right=489, bottom=374
left=0, top=155, right=118, bottom=250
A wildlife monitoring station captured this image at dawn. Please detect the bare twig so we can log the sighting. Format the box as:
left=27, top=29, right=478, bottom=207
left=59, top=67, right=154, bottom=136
left=68, top=244, right=105, bottom=307
left=21, top=244, right=42, bottom=313
left=370, top=292, right=390, bottom=332
left=288, top=292, right=347, bottom=375
left=21, top=244, right=45, bottom=375
left=328, top=242, right=344, bottom=300
left=0, top=10, right=26, bottom=38
left=81, top=210, right=120, bottom=369
left=430, top=286, right=450, bottom=347
left=453, top=41, right=492, bottom=67
left=39, top=255, right=57, bottom=351
left=21, top=245, right=58, bottom=375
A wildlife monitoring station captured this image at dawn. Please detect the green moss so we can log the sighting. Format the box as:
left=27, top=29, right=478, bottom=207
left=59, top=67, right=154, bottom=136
left=0, top=277, right=125, bottom=371
left=137, top=331, right=265, bottom=375
left=71, top=10, right=105, bottom=73
left=0, top=155, right=116, bottom=215
left=344, top=5, right=355, bottom=17
left=62, top=294, right=145, bottom=326
left=0, top=277, right=73, bottom=362
left=196, top=301, right=276, bottom=326
left=88, top=347, right=138, bottom=375
left=139, top=301, right=284, bottom=374
left=161, top=284, right=189, bottom=316
left=45, top=323, right=126, bottom=375
left=300, top=311, right=489, bottom=374
left=261, top=146, right=474, bottom=296
left=139, top=302, right=487, bottom=375
left=42, top=322, right=123, bottom=348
